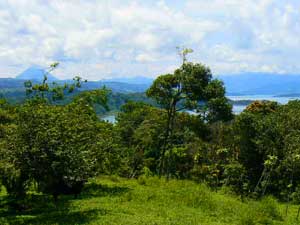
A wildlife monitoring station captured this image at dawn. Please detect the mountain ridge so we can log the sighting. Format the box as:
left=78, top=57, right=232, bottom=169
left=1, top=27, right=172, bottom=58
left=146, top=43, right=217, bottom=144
left=217, top=72, right=300, bottom=95
left=4, top=68, right=300, bottom=95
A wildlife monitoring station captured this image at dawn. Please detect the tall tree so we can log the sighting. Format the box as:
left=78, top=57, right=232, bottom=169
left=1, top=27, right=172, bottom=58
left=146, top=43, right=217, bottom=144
left=146, top=49, right=232, bottom=176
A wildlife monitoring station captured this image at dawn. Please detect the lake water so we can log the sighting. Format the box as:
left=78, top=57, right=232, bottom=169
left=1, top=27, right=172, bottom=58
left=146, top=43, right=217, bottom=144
left=227, top=95, right=299, bottom=104
left=102, top=95, right=300, bottom=123
left=229, top=95, right=300, bottom=114
left=102, top=115, right=117, bottom=123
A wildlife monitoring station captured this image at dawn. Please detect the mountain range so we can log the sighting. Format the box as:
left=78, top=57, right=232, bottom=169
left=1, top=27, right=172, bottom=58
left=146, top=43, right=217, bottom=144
left=218, top=73, right=300, bottom=95
left=2, top=66, right=300, bottom=96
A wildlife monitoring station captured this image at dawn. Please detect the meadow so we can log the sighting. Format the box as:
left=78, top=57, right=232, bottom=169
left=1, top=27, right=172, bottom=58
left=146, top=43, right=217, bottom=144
left=1, top=176, right=299, bottom=225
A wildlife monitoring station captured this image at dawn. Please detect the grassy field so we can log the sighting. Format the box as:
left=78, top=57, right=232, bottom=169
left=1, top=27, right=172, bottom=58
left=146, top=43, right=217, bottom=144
left=0, top=176, right=299, bottom=225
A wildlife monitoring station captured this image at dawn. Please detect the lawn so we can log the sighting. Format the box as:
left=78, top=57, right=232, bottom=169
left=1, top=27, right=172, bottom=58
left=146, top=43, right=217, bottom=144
left=0, top=176, right=299, bottom=225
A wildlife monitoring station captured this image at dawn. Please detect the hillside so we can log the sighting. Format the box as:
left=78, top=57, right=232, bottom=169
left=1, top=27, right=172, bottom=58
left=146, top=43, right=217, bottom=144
left=1, top=176, right=299, bottom=225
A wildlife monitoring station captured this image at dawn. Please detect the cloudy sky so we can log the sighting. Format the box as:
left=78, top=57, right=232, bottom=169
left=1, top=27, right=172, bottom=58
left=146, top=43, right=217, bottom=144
left=0, top=0, right=300, bottom=80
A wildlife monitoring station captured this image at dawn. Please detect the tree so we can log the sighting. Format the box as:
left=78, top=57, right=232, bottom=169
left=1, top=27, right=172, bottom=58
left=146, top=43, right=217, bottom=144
left=0, top=102, right=24, bottom=198
left=24, top=62, right=88, bottom=103
left=115, top=102, right=166, bottom=177
left=115, top=101, right=207, bottom=178
left=223, top=162, right=249, bottom=200
left=0, top=63, right=110, bottom=200
left=1, top=87, right=110, bottom=200
left=146, top=49, right=232, bottom=176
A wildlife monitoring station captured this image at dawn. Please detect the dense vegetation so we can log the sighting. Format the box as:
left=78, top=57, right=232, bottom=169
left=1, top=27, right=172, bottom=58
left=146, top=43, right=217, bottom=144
left=1, top=55, right=300, bottom=224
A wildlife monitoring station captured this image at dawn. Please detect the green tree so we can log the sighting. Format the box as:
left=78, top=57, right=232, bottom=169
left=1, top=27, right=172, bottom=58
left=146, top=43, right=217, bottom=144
left=1, top=88, right=109, bottom=200
left=24, top=62, right=88, bottom=103
left=115, top=102, right=166, bottom=177
left=146, top=49, right=232, bottom=176
left=0, top=64, right=110, bottom=200
left=0, top=102, right=24, bottom=198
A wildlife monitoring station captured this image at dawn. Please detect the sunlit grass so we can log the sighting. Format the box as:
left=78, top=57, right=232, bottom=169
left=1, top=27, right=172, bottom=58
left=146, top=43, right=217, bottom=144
left=0, top=176, right=299, bottom=225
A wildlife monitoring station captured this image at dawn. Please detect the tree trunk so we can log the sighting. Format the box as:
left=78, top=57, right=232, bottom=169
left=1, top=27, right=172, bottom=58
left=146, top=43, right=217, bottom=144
left=158, top=109, right=172, bottom=177
left=159, top=101, right=176, bottom=178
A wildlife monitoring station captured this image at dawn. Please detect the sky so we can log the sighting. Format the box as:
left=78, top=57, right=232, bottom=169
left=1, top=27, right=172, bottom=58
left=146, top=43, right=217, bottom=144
left=0, top=0, right=300, bottom=80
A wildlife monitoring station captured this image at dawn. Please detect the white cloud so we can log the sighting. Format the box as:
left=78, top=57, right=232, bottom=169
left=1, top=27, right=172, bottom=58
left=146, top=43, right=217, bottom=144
left=0, top=0, right=300, bottom=79
left=135, top=53, right=157, bottom=63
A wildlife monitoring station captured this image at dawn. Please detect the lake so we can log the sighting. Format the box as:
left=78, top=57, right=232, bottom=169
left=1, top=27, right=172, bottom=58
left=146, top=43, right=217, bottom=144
left=102, top=95, right=300, bottom=123
left=229, top=95, right=300, bottom=114
left=102, top=115, right=117, bottom=123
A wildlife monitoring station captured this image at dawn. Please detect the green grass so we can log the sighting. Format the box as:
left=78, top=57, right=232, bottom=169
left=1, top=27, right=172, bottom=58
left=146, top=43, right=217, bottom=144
left=0, top=176, right=299, bottom=225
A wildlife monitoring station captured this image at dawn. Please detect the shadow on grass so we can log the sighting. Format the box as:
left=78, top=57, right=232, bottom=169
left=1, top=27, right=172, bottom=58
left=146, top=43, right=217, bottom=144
left=0, top=194, right=107, bottom=225
left=0, top=182, right=129, bottom=224
left=82, top=183, right=130, bottom=198
left=0, top=209, right=102, bottom=225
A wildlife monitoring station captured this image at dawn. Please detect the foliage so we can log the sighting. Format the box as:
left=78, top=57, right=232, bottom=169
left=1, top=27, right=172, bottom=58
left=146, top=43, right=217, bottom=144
left=1, top=100, right=104, bottom=199
left=146, top=54, right=233, bottom=176
left=0, top=64, right=111, bottom=199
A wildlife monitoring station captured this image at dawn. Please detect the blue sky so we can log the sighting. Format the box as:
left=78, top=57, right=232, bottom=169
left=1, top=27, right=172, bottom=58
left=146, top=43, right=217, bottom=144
left=0, top=0, right=300, bottom=80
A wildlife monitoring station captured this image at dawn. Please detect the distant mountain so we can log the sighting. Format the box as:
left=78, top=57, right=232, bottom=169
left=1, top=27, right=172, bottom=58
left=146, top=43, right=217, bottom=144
left=104, top=73, right=300, bottom=95
left=0, top=78, right=25, bottom=89
left=5, top=71, right=300, bottom=96
left=275, top=93, right=300, bottom=97
left=16, top=66, right=58, bottom=81
left=103, top=76, right=153, bottom=85
left=0, top=78, right=150, bottom=94
left=83, top=81, right=151, bottom=93
left=217, top=73, right=300, bottom=95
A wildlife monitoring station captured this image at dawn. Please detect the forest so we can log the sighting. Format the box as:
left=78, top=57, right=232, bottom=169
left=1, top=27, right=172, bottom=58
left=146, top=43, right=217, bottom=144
left=1, top=55, right=300, bottom=224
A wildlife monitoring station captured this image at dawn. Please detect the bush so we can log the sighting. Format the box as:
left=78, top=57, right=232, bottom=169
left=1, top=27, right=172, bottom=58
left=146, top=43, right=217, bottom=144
left=223, top=162, right=249, bottom=198
left=183, top=184, right=216, bottom=211
left=0, top=161, right=29, bottom=198
left=258, top=196, right=282, bottom=221
left=0, top=99, right=109, bottom=200
left=137, top=176, right=147, bottom=185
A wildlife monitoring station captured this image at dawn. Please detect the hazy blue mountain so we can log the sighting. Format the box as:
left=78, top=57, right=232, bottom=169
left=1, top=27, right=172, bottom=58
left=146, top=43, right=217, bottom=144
left=217, top=73, right=300, bottom=95
left=102, top=73, right=300, bottom=95
left=0, top=78, right=25, bottom=89
left=83, top=81, right=150, bottom=93
left=103, top=73, right=300, bottom=95
left=16, top=66, right=58, bottom=81
left=103, top=76, right=153, bottom=85
left=0, top=78, right=150, bottom=94
left=4, top=71, right=300, bottom=95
